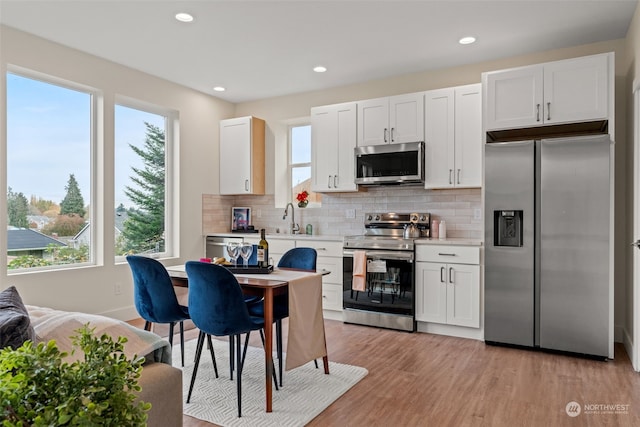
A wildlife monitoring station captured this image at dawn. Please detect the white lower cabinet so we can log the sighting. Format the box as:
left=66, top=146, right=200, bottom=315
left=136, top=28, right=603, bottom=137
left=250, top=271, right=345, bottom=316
left=415, top=245, right=480, bottom=328
left=296, top=240, right=343, bottom=312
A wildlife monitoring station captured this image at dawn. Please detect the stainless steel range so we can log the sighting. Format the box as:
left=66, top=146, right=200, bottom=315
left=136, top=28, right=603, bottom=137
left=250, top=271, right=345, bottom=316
left=342, top=212, right=430, bottom=332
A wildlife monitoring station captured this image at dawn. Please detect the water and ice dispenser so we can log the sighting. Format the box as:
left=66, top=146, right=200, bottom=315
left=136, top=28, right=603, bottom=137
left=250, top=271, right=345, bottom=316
left=494, top=210, right=523, bottom=247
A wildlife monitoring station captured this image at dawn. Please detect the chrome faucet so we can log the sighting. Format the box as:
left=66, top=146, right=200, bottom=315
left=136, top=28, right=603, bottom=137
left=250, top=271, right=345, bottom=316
left=283, top=203, right=300, bottom=235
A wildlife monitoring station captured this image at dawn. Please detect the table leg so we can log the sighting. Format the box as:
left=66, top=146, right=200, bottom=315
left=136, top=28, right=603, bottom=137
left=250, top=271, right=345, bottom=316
left=322, top=355, right=330, bottom=374
left=264, top=288, right=274, bottom=413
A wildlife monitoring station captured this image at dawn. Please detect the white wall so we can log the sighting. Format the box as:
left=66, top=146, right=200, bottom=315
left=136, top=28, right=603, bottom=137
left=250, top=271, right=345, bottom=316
left=0, top=25, right=234, bottom=319
left=624, top=2, right=640, bottom=360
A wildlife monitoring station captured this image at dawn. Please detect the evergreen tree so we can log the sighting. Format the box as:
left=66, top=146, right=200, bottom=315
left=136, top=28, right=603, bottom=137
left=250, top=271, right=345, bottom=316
left=121, top=122, right=165, bottom=253
left=7, top=187, right=29, bottom=228
left=60, top=174, right=86, bottom=217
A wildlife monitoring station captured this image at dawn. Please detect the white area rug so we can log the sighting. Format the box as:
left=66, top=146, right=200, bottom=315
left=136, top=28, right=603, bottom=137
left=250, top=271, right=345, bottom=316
left=173, top=338, right=368, bottom=426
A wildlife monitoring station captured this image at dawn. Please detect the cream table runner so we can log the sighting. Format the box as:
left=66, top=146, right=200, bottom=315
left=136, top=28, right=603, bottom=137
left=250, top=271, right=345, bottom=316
left=232, top=269, right=327, bottom=370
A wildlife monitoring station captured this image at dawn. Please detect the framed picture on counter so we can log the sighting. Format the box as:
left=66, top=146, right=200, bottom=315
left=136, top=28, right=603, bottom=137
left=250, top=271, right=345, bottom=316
left=231, top=207, right=251, bottom=231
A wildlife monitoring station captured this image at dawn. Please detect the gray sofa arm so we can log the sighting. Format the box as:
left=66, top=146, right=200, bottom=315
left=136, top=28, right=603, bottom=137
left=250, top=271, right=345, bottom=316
left=136, top=362, right=183, bottom=427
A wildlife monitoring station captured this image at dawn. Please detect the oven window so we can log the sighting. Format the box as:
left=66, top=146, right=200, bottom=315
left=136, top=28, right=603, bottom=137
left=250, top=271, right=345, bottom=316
left=343, top=255, right=414, bottom=315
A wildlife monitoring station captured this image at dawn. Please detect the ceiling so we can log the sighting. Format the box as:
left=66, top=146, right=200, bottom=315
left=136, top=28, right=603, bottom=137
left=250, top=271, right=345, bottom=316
left=0, top=0, right=637, bottom=103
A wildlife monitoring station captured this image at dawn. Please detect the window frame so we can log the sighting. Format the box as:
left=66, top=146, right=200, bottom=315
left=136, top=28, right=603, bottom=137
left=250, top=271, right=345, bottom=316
left=113, top=95, right=178, bottom=263
left=5, top=65, right=100, bottom=274
left=288, top=122, right=319, bottom=207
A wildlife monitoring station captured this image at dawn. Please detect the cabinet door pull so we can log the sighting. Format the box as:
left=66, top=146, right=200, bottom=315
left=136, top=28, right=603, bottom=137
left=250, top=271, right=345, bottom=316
left=328, top=175, right=332, bottom=188
left=391, top=127, right=395, bottom=142
left=438, top=253, right=457, bottom=257
left=449, top=169, right=453, bottom=185
left=245, top=179, right=249, bottom=191
left=316, top=248, right=327, bottom=251
left=334, top=175, right=338, bottom=188
left=384, top=128, right=388, bottom=143
left=440, top=266, right=445, bottom=283
left=547, top=102, right=551, bottom=121
left=449, top=267, right=454, bottom=283
left=457, top=169, right=461, bottom=185
left=536, top=104, right=540, bottom=122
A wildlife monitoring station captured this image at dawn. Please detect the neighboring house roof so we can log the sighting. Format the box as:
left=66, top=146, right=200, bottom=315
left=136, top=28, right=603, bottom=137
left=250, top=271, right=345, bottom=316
left=27, top=215, right=52, bottom=224
left=72, top=223, right=90, bottom=241
left=7, top=228, right=67, bottom=251
left=72, top=210, right=129, bottom=243
left=114, top=210, right=129, bottom=232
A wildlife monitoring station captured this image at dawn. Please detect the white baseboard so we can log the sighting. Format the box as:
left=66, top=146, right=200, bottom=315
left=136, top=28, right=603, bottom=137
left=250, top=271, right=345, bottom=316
left=622, top=326, right=637, bottom=371
left=322, top=310, right=343, bottom=321
left=99, top=305, right=139, bottom=322
left=417, top=321, right=483, bottom=341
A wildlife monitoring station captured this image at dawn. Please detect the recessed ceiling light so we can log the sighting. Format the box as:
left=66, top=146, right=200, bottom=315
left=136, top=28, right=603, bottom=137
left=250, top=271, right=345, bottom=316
left=175, top=13, right=194, bottom=23
left=313, top=66, right=327, bottom=73
left=459, top=36, right=476, bottom=45
left=213, top=86, right=226, bottom=92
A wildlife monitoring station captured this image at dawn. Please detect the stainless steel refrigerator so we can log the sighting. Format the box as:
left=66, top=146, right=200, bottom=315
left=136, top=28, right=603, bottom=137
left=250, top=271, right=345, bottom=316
left=484, top=134, right=613, bottom=358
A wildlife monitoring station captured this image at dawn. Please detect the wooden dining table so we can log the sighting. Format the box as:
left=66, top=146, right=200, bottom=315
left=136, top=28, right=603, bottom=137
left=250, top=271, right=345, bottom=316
left=165, top=265, right=329, bottom=413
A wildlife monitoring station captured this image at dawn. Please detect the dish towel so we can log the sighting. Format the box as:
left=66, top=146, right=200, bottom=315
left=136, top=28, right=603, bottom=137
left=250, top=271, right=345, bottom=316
left=352, top=250, right=367, bottom=292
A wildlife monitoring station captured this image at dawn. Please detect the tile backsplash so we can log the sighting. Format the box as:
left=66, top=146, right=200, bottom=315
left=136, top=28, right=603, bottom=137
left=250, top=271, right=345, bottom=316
left=203, top=186, right=482, bottom=239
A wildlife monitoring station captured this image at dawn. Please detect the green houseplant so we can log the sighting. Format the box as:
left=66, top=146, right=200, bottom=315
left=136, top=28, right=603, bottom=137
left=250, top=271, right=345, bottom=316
left=0, top=324, right=150, bottom=426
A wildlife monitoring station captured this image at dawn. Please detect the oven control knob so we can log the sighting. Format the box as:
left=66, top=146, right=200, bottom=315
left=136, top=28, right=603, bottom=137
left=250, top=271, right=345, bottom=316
left=374, top=214, right=380, bottom=221
left=420, top=215, right=427, bottom=222
left=367, top=214, right=373, bottom=221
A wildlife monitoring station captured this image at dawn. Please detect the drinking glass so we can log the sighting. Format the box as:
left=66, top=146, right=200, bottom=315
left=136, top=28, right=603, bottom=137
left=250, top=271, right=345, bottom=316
left=240, top=243, right=253, bottom=268
left=226, top=242, right=240, bottom=267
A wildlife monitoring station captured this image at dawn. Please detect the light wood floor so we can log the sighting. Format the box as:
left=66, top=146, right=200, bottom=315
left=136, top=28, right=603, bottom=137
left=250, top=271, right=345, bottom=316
left=130, top=318, right=640, bottom=427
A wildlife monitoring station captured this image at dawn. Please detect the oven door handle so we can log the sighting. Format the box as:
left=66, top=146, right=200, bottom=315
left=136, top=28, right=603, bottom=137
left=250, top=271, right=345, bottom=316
left=343, top=249, right=414, bottom=262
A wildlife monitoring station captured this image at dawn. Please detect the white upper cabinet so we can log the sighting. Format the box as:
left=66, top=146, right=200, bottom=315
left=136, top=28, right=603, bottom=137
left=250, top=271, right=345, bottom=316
left=357, top=92, right=424, bottom=146
left=424, top=84, right=482, bottom=189
left=311, top=102, right=358, bottom=192
left=543, top=55, right=609, bottom=125
left=219, top=116, right=265, bottom=195
left=484, top=53, right=611, bottom=131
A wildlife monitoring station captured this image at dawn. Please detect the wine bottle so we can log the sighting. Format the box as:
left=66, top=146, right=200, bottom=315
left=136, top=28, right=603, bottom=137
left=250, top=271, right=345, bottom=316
left=257, top=228, right=269, bottom=267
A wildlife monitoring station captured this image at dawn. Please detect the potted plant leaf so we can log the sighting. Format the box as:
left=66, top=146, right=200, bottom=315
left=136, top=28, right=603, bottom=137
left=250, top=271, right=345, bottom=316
left=0, top=324, right=150, bottom=426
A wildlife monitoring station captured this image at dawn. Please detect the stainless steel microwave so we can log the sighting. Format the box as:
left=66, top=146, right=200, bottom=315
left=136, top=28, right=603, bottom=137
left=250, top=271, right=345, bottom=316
left=355, top=141, right=424, bottom=185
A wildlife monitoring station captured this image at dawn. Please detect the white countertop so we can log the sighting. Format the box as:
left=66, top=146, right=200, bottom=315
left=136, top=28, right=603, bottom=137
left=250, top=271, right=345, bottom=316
left=414, top=238, right=483, bottom=246
left=205, top=233, right=481, bottom=246
left=205, top=232, right=343, bottom=242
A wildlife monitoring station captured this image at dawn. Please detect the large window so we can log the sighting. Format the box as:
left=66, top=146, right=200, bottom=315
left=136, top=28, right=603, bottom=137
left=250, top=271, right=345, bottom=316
left=289, top=124, right=320, bottom=206
left=115, top=102, right=171, bottom=259
left=6, top=71, right=94, bottom=271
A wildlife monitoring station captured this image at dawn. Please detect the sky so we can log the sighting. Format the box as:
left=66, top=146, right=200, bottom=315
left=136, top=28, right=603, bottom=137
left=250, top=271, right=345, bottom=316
left=6, top=73, right=163, bottom=210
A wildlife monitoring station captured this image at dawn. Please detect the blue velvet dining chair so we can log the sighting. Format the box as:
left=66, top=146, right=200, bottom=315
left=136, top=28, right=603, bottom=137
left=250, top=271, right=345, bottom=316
left=185, top=261, right=268, bottom=418
left=126, top=255, right=191, bottom=367
left=247, top=247, right=317, bottom=386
